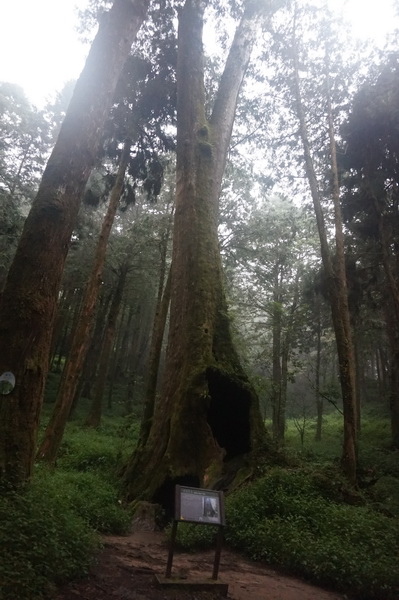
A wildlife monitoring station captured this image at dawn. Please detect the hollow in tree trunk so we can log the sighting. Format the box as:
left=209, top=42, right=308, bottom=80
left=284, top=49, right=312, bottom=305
left=122, top=0, right=274, bottom=512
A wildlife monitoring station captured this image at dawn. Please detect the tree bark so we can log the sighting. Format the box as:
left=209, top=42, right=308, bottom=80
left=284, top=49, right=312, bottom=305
left=271, top=269, right=283, bottom=441
left=139, top=200, right=174, bottom=443
left=139, top=264, right=172, bottom=444
left=122, top=0, right=272, bottom=509
left=314, top=299, right=323, bottom=442
left=85, top=261, right=129, bottom=427
left=37, top=138, right=132, bottom=462
left=0, top=0, right=149, bottom=483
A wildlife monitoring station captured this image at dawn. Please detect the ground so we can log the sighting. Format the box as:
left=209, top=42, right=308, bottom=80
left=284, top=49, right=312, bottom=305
left=55, top=530, right=346, bottom=600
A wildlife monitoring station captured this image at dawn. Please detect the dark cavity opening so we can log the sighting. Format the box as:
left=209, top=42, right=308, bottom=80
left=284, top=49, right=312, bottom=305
left=153, top=475, right=200, bottom=519
left=206, top=368, right=251, bottom=460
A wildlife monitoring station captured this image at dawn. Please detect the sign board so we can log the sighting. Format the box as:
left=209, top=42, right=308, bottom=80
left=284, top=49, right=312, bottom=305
left=175, top=486, right=225, bottom=526
left=163, top=485, right=226, bottom=582
left=0, top=371, right=15, bottom=395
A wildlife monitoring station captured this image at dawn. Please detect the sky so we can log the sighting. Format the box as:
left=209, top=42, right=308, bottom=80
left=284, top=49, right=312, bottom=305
left=0, top=0, right=397, bottom=108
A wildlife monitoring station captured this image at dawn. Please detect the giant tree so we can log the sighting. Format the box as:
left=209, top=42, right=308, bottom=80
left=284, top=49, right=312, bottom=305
left=123, top=0, right=277, bottom=508
left=0, top=0, right=149, bottom=484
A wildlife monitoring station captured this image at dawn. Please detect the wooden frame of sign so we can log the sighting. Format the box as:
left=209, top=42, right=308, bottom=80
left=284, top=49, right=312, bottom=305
left=165, top=485, right=226, bottom=582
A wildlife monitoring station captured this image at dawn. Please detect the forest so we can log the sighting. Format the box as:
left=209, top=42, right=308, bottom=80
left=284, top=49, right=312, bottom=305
left=0, top=0, right=398, bottom=599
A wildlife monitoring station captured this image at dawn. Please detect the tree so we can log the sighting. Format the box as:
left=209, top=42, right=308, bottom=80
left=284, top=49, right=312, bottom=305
left=37, top=139, right=132, bottom=462
left=123, top=0, right=277, bottom=509
left=0, top=0, right=149, bottom=484
left=341, top=55, right=399, bottom=447
left=0, top=83, right=51, bottom=203
left=266, top=3, right=358, bottom=482
left=222, top=193, right=317, bottom=443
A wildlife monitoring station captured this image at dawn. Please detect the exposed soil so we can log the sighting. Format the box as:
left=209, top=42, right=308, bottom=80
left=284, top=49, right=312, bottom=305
left=55, top=530, right=346, bottom=600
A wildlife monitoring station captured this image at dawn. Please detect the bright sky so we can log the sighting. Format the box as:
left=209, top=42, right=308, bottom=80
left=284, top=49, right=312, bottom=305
left=0, top=0, right=397, bottom=108
left=0, top=0, right=89, bottom=107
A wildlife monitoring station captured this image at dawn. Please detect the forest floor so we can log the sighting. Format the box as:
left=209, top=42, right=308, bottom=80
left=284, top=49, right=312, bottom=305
left=55, top=530, right=347, bottom=600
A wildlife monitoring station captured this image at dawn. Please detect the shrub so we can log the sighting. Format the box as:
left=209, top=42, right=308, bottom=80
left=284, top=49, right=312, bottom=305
left=52, top=419, right=138, bottom=478
left=0, top=479, right=97, bottom=600
left=36, top=468, right=132, bottom=534
left=172, top=468, right=399, bottom=600
left=172, top=521, right=218, bottom=550
left=225, top=469, right=399, bottom=600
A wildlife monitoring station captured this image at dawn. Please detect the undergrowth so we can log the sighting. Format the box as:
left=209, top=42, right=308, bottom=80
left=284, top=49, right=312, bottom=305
left=0, top=478, right=97, bottom=600
left=0, top=414, right=138, bottom=600
left=175, top=467, right=399, bottom=600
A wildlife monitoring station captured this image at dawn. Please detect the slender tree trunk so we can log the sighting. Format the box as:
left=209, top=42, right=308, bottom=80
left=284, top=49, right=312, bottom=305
left=85, top=262, right=129, bottom=427
left=291, top=28, right=357, bottom=483
left=107, top=299, right=129, bottom=410
left=139, top=264, right=172, bottom=444
left=370, top=190, right=399, bottom=447
left=138, top=200, right=174, bottom=441
left=278, top=271, right=300, bottom=441
left=0, top=0, right=148, bottom=483
left=79, top=290, right=113, bottom=403
left=271, top=271, right=282, bottom=441
left=37, top=139, right=132, bottom=462
left=122, top=0, right=272, bottom=508
left=315, top=301, right=323, bottom=441
left=382, top=298, right=399, bottom=448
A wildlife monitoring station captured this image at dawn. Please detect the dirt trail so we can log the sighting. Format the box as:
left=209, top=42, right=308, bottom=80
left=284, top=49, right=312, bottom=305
left=55, top=530, right=346, bottom=600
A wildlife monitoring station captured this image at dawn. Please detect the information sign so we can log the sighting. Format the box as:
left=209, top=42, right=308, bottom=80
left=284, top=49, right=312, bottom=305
left=175, top=486, right=225, bottom=526
left=163, top=485, right=226, bottom=581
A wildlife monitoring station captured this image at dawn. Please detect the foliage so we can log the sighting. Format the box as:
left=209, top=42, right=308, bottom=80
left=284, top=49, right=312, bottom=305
left=36, top=468, right=132, bottom=534
left=173, top=521, right=218, bottom=550
left=0, top=478, right=97, bottom=600
left=0, top=412, right=139, bottom=599
left=177, top=467, right=399, bottom=600
left=40, top=414, right=139, bottom=479
left=0, top=82, right=53, bottom=201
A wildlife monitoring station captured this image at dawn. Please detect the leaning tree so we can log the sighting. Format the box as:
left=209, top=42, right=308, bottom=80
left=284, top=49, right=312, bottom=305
left=0, top=0, right=149, bottom=484
left=123, top=0, right=277, bottom=510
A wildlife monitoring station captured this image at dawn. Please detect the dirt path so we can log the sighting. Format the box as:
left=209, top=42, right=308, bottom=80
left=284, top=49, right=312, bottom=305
left=55, top=531, right=346, bottom=600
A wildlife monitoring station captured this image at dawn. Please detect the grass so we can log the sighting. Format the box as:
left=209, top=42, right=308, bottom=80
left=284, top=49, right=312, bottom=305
left=2, top=391, right=398, bottom=600
left=0, top=402, right=139, bottom=600
left=175, top=466, right=399, bottom=600
left=173, top=413, right=399, bottom=600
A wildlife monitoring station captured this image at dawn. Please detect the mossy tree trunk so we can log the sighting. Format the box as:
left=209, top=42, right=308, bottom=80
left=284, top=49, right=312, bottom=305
left=0, top=0, right=149, bottom=484
left=123, top=0, right=273, bottom=509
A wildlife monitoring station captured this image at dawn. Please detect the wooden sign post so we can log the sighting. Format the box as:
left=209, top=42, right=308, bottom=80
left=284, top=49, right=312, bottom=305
left=157, top=485, right=228, bottom=595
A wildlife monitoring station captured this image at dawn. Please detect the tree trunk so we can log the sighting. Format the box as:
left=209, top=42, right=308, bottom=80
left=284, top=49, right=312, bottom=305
left=138, top=200, right=174, bottom=443
left=383, top=298, right=399, bottom=448
left=315, top=300, right=323, bottom=441
left=139, top=264, right=172, bottom=444
left=370, top=189, right=399, bottom=448
left=122, top=0, right=272, bottom=510
left=271, top=271, right=283, bottom=442
left=278, top=271, right=300, bottom=441
left=85, top=261, right=129, bottom=427
left=0, top=0, right=148, bottom=483
left=37, top=138, right=132, bottom=462
left=77, top=289, right=113, bottom=406
left=291, top=28, right=357, bottom=484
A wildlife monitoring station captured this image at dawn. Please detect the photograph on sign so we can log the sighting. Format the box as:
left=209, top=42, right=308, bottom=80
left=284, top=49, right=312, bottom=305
left=178, top=486, right=223, bottom=525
